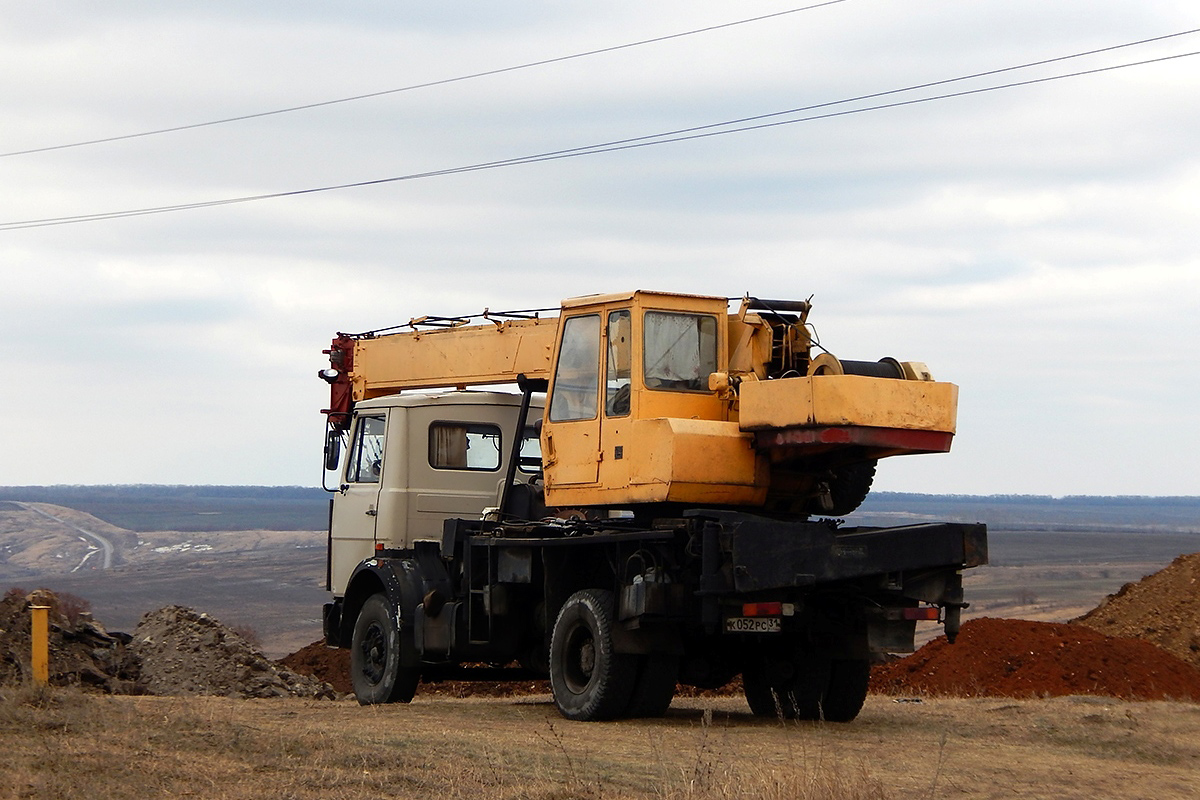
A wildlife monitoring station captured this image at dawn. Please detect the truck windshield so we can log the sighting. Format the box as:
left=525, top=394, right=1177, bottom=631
left=644, top=311, right=717, bottom=392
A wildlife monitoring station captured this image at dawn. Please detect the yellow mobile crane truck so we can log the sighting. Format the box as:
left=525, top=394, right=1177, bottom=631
left=318, top=291, right=986, bottom=721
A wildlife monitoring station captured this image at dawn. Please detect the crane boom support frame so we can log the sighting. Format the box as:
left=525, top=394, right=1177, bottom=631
left=352, top=317, right=558, bottom=399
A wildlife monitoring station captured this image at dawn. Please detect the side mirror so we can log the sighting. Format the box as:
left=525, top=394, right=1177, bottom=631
left=324, top=429, right=342, bottom=472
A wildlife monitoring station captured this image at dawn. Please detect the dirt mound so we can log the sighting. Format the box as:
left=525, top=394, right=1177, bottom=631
left=132, top=606, right=335, bottom=699
left=870, top=617, right=1200, bottom=701
left=278, top=640, right=354, bottom=694
left=1072, top=551, right=1200, bottom=669
left=0, top=589, right=140, bottom=693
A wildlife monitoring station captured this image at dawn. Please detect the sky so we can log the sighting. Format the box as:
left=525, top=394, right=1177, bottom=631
left=2, top=1, right=1198, bottom=496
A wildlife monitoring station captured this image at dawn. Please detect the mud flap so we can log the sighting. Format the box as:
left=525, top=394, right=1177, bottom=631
left=867, top=619, right=917, bottom=654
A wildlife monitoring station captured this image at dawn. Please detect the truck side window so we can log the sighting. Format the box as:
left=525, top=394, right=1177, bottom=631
left=644, top=311, right=717, bottom=392
left=347, top=415, right=386, bottom=483
left=549, top=314, right=601, bottom=422
left=429, top=422, right=502, bottom=470
left=606, top=310, right=631, bottom=417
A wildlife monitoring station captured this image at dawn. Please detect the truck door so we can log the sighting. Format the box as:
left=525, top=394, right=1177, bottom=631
left=329, top=412, right=386, bottom=595
left=597, top=309, right=632, bottom=491
left=544, top=313, right=602, bottom=486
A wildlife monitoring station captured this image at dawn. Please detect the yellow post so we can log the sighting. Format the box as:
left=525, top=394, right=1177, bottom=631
left=30, top=605, right=50, bottom=686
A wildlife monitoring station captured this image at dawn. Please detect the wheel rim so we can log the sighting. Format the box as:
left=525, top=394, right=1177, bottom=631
left=359, top=621, right=388, bottom=685
left=561, top=622, right=596, bottom=694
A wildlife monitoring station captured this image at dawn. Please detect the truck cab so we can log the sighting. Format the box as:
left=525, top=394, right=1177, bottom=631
left=328, top=391, right=542, bottom=596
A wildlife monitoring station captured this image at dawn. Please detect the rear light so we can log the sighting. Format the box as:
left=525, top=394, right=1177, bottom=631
left=742, top=601, right=783, bottom=617
left=902, top=606, right=940, bottom=621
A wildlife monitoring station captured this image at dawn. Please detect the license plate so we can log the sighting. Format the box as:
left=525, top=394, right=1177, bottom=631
left=724, top=616, right=781, bottom=633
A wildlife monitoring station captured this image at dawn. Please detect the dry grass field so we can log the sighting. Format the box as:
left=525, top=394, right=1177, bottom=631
left=3, top=686, right=1199, bottom=800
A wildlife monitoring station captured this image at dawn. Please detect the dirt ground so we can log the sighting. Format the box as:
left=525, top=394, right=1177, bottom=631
left=3, top=689, right=1198, bottom=800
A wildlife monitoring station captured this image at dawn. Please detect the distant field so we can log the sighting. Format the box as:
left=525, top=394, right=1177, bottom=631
left=851, top=492, right=1200, bottom=532
left=0, top=485, right=329, bottom=531
left=3, top=485, right=1199, bottom=534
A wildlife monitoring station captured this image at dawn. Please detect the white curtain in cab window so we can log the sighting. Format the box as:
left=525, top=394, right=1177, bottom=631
left=645, top=312, right=712, bottom=388
left=431, top=425, right=469, bottom=468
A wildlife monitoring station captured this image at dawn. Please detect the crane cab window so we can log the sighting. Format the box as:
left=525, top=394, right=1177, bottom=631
left=549, top=314, right=601, bottom=422
left=606, top=309, right=632, bottom=417
left=644, top=311, right=718, bottom=391
left=347, top=415, right=386, bottom=483
left=429, top=423, right=502, bottom=471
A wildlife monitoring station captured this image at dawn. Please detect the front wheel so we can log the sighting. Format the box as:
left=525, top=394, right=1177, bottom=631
left=350, top=593, right=419, bottom=705
left=549, top=589, right=636, bottom=721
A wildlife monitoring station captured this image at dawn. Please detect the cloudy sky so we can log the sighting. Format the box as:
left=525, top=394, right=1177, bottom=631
left=2, top=1, right=1198, bottom=496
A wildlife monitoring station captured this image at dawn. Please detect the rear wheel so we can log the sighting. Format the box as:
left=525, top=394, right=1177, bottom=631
left=549, top=589, right=636, bottom=721
left=351, top=593, right=419, bottom=705
left=625, top=654, right=679, bottom=718
left=742, top=650, right=869, bottom=722
left=743, top=650, right=829, bottom=719
left=821, top=659, right=871, bottom=722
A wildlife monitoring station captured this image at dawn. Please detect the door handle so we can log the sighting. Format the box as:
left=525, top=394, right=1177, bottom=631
left=365, top=507, right=377, bottom=517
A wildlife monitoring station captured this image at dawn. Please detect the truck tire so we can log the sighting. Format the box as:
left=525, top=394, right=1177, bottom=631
left=742, top=652, right=829, bottom=720
left=820, top=659, right=871, bottom=722
left=805, top=460, right=877, bottom=517
left=742, top=653, right=869, bottom=722
left=625, top=654, right=679, bottom=718
left=549, top=589, right=637, bottom=721
left=351, top=593, right=419, bottom=705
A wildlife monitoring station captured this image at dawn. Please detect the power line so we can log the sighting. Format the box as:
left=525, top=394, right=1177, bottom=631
left=0, top=1, right=848, bottom=159
left=3, top=43, right=1198, bottom=231
left=451, top=27, right=1200, bottom=177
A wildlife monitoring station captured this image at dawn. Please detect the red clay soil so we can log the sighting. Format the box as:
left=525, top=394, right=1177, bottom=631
left=278, top=641, right=552, bottom=698
left=278, top=641, right=354, bottom=694
left=869, top=617, right=1200, bottom=701
left=279, top=640, right=745, bottom=699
